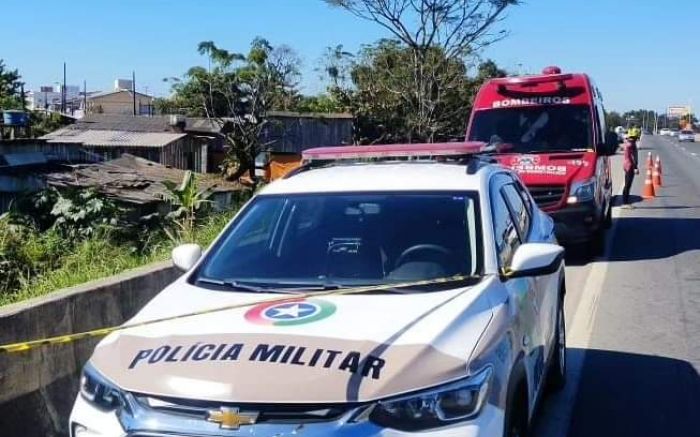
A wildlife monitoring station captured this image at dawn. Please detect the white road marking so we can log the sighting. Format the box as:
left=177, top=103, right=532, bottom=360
left=537, top=181, right=624, bottom=437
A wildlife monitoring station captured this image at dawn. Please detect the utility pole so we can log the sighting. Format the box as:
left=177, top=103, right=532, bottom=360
left=62, top=62, right=67, bottom=114
left=20, top=83, right=26, bottom=111
left=83, top=80, right=87, bottom=114
left=132, top=71, right=137, bottom=116
left=144, top=86, right=151, bottom=116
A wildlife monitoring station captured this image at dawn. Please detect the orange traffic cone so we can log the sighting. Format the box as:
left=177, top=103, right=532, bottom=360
left=646, top=152, right=653, bottom=170
left=653, top=155, right=662, bottom=188
left=642, top=166, right=656, bottom=199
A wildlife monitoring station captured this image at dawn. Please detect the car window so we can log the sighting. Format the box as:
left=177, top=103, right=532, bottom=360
left=513, top=179, right=533, bottom=217
left=501, top=184, right=530, bottom=241
left=229, top=200, right=285, bottom=250
left=491, top=179, right=521, bottom=267
left=195, top=192, right=482, bottom=289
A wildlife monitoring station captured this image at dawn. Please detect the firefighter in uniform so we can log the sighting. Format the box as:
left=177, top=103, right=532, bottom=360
left=622, top=128, right=640, bottom=208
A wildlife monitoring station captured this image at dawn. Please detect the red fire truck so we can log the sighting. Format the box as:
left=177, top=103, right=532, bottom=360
left=467, top=66, right=618, bottom=251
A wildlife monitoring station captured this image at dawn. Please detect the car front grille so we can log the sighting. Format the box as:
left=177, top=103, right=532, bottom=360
left=529, top=185, right=566, bottom=208
left=133, top=394, right=354, bottom=424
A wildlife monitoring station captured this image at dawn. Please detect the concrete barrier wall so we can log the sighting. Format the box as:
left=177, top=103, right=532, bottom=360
left=0, top=261, right=179, bottom=437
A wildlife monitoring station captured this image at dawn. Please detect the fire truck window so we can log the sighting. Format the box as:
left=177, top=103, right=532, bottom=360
left=470, top=105, right=593, bottom=153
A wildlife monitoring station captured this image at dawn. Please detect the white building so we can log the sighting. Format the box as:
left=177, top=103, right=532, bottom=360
left=26, top=85, right=82, bottom=113
left=114, top=79, right=133, bottom=91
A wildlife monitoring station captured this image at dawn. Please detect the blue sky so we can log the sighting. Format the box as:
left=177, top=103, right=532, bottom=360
left=2, top=0, right=698, bottom=112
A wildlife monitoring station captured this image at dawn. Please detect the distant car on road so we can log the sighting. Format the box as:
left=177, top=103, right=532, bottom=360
left=669, top=129, right=679, bottom=137
left=678, top=130, right=695, bottom=142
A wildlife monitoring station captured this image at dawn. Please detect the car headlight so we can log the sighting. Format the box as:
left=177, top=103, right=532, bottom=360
left=567, top=178, right=596, bottom=204
left=80, top=363, right=125, bottom=410
left=369, top=366, right=493, bottom=431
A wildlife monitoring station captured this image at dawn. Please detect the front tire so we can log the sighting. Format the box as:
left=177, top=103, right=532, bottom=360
left=547, top=298, right=567, bottom=391
left=503, top=383, right=529, bottom=437
left=603, top=202, right=613, bottom=229
left=587, top=226, right=605, bottom=256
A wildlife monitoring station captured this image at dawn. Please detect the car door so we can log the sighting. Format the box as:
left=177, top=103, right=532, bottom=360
left=595, top=101, right=613, bottom=211
left=490, top=174, right=545, bottom=403
left=512, top=178, right=559, bottom=347
left=501, top=181, right=553, bottom=375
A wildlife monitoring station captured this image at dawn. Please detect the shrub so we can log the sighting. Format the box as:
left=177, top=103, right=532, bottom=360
left=0, top=185, right=252, bottom=306
left=0, top=218, right=66, bottom=295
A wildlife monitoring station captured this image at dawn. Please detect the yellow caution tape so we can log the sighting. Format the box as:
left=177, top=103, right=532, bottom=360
left=0, top=274, right=475, bottom=354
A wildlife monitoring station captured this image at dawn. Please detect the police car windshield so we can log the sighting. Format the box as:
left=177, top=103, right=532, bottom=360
left=469, top=105, right=593, bottom=154
left=194, top=192, right=481, bottom=291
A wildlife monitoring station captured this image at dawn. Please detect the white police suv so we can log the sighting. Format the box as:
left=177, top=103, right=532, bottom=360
left=70, top=142, right=566, bottom=437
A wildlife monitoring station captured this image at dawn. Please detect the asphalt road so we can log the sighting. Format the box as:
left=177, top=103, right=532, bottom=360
left=535, top=134, right=700, bottom=437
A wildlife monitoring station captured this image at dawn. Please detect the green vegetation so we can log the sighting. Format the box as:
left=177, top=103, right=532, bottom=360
left=160, top=39, right=301, bottom=184
left=0, top=59, right=24, bottom=110
left=322, top=0, right=516, bottom=143
left=0, top=173, right=249, bottom=307
left=0, top=210, right=237, bottom=306
left=0, top=0, right=520, bottom=305
left=155, top=1, right=517, bottom=173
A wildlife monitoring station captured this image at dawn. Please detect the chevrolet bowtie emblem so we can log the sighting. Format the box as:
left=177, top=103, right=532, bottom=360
left=207, top=406, right=259, bottom=430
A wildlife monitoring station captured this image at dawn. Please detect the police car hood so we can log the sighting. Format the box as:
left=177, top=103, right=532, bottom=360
left=493, top=151, right=595, bottom=185
left=89, top=276, right=495, bottom=403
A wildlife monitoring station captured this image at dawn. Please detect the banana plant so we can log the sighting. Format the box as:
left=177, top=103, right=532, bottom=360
left=161, top=171, right=214, bottom=242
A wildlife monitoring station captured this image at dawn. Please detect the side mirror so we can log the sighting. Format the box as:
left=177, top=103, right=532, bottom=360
left=504, top=243, right=564, bottom=279
left=172, top=244, right=203, bottom=272
left=598, top=132, right=620, bottom=156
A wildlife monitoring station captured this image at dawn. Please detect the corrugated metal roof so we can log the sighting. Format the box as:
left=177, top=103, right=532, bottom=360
left=268, top=110, right=354, bottom=119
left=87, top=90, right=152, bottom=100
left=41, top=129, right=186, bottom=148
left=48, top=113, right=352, bottom=134
left=3, top=152, right=48, bottom=167
left=44, top=154, right=242, bottom=205
left=68, top=114, right=173, bottom=132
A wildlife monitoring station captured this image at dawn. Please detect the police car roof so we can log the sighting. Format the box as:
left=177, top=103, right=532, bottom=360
left=260, top=162, right=497, bottom=195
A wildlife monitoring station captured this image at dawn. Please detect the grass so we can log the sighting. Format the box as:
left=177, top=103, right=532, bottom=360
left=0, top=209, right=239, bottom=307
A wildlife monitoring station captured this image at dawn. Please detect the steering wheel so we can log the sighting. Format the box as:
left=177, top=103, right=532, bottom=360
left=395, top=244, right=452, bottom=268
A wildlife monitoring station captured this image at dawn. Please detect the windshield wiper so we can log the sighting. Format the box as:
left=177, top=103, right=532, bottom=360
left=263, top=282, right=350, bottom=292
left=353, top=275, right=485, bottom=294
left=197, top=275, right=483, bottom=294
left=196, top=278, right=303, bottom=294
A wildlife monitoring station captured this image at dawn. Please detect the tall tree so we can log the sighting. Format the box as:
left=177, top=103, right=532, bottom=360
left=325, top=40, right=506, bottom=143
left=164, top=39, right=301, bottom=182
left=325, top=0, right=518, bottom=142
left=622, top=109, right=659, bottom=130
left=0, top=59, right=24, bottom=110
left=605, top=111, right=624, bottom=130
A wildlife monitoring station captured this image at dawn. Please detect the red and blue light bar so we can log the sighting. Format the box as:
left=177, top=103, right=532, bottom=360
left=491, top=73, right=574, bottom=87
left=302, top=142, right=486, bottom=162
